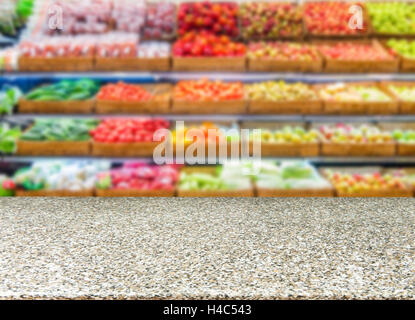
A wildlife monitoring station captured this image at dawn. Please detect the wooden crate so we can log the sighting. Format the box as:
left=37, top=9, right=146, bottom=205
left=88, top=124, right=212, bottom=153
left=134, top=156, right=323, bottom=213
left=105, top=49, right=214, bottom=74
left=96, top=84, right=172, bottom=114
left=16, top=189, right=94, bottom=197
left=17, top=140, right=91, bottom=156
left=95, top=57, right=170, bottom=71
left=91, top=141, right=160, bottom=157
left=19, top=98, right=95, bottom=114
left=321, top=141, right=396, bottom=157
left=337, top=189, right=412, bottom=197
left=257, top=187, right=334, bottom=197
left=248, top=98, right=323, bottom=115
left=172, top=99, right=247, bottom=114
left=248, top=57, right=322, bottom=73
left=19, top=56, right=94, bottom=72
left=315, top=40, right=398, bottom=73
left=96, top=189, right=175, bottom=197
left=378, top=122, right=415, bottom=156
left=172, top=56, right=246, bottom=71
left=380, top=81, right=415, bottom=114
left=317, top=82, right=399, bottom=115
left=258, top=142, right=320, bottom=157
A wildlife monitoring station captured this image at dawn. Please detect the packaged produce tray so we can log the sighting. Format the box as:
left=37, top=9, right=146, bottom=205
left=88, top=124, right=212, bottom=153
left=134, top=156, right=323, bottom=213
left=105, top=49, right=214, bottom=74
left=91, top=141, right=160, bottom=157
left=16, top=140, right=91, bottom=156
left=256, top=187, right=334, bottom=197
left=18, top=99, right=95, bottom=114
left=317, top=82, right=399, bottom=115
left=177, top=167, right=254, bottom=197
left=18, top=56, right=94, bottom=72
left=96, top=84, right=172, bottom=114
left=380, top=81, right=415, bottom=114
left=321, top=141, right=395, bottom=157
left=16, top=189, right=94, bottom=197
left=172, top=100, right=247, bottom=114
left=316, top=40, right=399, bottom=73
left=95, top=57, right=170, bottom=71
left=172, top=57, right=246, bottom=71
left=248, top=55, right=322, bottom=72
left=96, top=189, right=175, bottom=197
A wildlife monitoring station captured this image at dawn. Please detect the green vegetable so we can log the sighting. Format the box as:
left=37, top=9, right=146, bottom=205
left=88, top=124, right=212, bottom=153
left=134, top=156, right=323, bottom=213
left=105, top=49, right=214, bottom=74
left=0, top=123, right=21, bottom=154
left=21, top=119, right=98, bottom=142
left=0, top=86, right=22, bottom=115
left=25, top=79, right=100, bottom=102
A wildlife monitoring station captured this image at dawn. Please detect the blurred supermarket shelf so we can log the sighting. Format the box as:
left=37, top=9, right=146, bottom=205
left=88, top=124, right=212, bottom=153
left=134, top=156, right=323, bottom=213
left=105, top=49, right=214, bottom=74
left=2, top=156, right=415, bottom=166
left=4, top=114, right=415, bottom=123
left=5, top=72, right=415, bottom=83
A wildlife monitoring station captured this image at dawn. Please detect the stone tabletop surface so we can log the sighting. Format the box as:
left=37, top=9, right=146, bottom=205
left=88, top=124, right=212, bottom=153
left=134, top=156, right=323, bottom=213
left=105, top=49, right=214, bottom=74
left=0, top=198, right=414, bottom=300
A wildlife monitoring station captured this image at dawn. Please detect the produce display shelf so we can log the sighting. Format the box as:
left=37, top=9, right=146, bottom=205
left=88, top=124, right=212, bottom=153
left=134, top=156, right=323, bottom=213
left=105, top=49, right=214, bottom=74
left=5, top=72, right=415, bottom=83
left=5, top=114, right=415, bottom=123
left=3, top=156, right=415, bottom=166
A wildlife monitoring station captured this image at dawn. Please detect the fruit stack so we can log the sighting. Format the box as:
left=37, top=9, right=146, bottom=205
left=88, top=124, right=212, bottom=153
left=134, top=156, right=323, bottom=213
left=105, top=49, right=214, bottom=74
left=319, top=123, right=395, bottom=157
left=19, top=79, right=99, bottom=114
left=323, top=169, right=412, bottom=197
left=14, top=161, right=109, bottom=197
left=96, top=163, right=179, bottom=197
left=178, top=163, right=254, bottom=197
left=366, top=2, right=415, bottom=36
left=96, top=82, right=172, bottom=114
left=240, top=2, right=303, bottom=40
left=317, top=41, right=398, bottom=73
left=18, top=36, right=96, bottom=71
left=177, top=1, right=239, bottom=37
left=247, top=42, right=322, bottom=72
left=384, top=81, right=415, bottom=114
left=254, top=161, right=334, bottom=197
left=172, top=31, right=246, bottom=71
left=90, top=118, right=170, bottom=157
left=386, top=39, right=415, bottom=73
left=172, top=121, right=239, bottom=157
left=17, top=119, right=98, bottom=156
left=246, top=81, right=322, bottom=114
left=304, top=1, right=368, bottom=37
left=391, top=125, right=415, bottom=156
left=143, top=1, right=176, bottom=40
left=247, top=125, right=320, bottom=157
left=172, top=79, right=245, bottom=114
left=318, top=82, right=397, bottom=115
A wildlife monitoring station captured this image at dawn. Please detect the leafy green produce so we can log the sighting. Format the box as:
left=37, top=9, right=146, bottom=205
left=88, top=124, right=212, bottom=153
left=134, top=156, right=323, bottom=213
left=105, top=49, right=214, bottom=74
left=0, top=0, right=34, bottom=36
left=25, top=79, right=100, bottom=101
left=0, top=123, right=21, bottom=154
left=0, top=86, right=22, bottom=114
left=21, top=119, right=98, bottom=142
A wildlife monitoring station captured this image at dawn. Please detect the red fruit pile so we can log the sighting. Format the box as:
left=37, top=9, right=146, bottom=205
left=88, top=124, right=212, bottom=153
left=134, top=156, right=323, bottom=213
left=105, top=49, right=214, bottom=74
left=173, top=32, right=246, bottom=57
left=102, top=163, right=179, bottom=191
left=318, top=42, right=394, bottom=60
left=247, top=42, right=319, bottom=60
left=177, top=2, right=239, bottom=37
left=304, top=2, right=367, bottom=35
left=97, top=82, right=153, bottom=102
left=90, top=118, right=170, bottom=143
left=240, top=2, right=303, bottom=39
left=173, top=79, right=244, bottom=101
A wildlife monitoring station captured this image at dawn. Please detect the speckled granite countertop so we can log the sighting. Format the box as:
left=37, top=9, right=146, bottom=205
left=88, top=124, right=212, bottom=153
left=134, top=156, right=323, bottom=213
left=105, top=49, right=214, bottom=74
left=0, top=198, right=414, bottom=300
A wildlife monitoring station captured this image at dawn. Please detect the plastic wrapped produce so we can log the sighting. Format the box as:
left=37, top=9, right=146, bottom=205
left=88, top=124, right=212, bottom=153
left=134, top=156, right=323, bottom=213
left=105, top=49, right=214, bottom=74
left=143, top=1, right=176, bottom=39
left=112, top=0, right=146, bottom=33
left=43, top=0, right=112, bottom=35
left=96, top=32, right=138, bottom=58
left=138, top=41, right=170, bottom=58
left=14, top=161, right=110, bottom=192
